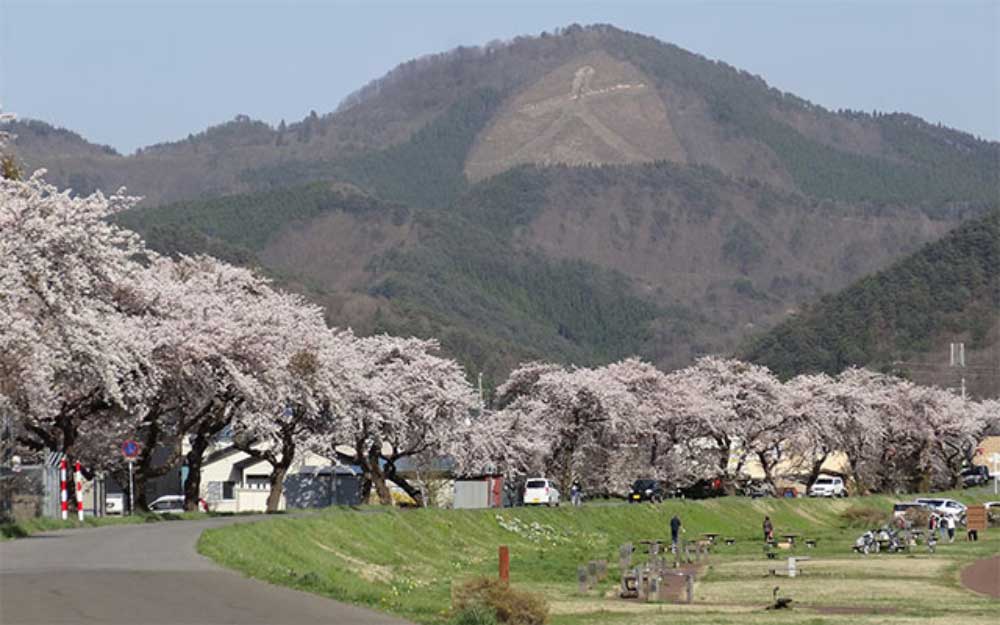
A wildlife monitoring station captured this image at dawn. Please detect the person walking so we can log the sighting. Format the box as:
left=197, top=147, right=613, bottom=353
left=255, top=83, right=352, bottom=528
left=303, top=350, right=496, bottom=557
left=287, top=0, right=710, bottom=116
left=945, top=514, right=956, bottom=543
left=762, top=515, right=774, bottom=543
left=670, top=513, right=684, bottom=552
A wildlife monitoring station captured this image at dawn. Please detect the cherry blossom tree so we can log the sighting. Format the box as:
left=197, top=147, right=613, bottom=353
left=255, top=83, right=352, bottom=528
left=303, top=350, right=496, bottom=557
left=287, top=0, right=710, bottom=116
left=665, top=357, right=790, bottom=490
left=1, top=173, right=157, bottom=513
left=325, top=335, right=477, bottom=506
left=491, top=361, right=644, bottom=494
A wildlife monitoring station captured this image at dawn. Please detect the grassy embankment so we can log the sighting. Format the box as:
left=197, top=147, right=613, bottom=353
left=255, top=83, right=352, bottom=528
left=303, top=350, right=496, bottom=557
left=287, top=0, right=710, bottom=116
left=0, top=510, right=267, bottom=540
left=197, top=489, right=1000, bottom=625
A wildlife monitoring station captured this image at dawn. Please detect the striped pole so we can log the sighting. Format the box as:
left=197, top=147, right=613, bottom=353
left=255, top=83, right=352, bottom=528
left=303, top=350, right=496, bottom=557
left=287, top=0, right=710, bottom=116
left=60, top=458, right=68, bottom=520
left=74, top=461, right=84, bottom=521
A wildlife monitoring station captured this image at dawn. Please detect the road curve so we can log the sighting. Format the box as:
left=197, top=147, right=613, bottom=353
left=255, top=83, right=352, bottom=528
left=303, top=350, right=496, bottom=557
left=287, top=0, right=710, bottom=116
left=0, top=517, right=412, bottom=625
left=960, top=554, right=1000, bottom=598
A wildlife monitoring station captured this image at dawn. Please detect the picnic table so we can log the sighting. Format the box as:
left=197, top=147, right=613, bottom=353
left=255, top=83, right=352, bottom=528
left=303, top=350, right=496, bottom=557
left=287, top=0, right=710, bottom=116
left=701, top=533, right=720, bottom=544
left=638, top=539, right=665, bottom=554
left=780, top=534, right=800, bottom=546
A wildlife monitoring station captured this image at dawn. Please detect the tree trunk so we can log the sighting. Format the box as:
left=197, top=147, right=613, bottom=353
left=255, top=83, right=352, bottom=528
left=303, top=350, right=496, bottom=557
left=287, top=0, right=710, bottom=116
left=385, top=463, right=424, bottom=507
left=183, top=433, right=210, bottom=512
left=806, top=451, right=829, bottom=489
left=757, top=451, right=776, bottom=491
left=266, top=464, right=288, bottom=513
left=370, top=464, right=392, bottom=505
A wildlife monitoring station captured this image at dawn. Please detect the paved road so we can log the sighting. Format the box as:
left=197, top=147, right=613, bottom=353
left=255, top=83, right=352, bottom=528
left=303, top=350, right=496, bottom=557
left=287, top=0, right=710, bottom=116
left=0, top=517, right=412, bottom=625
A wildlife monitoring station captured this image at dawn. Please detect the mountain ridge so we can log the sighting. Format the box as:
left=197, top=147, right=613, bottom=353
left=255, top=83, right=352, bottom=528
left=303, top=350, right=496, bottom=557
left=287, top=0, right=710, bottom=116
left=13, top=23, right=999, bottom=387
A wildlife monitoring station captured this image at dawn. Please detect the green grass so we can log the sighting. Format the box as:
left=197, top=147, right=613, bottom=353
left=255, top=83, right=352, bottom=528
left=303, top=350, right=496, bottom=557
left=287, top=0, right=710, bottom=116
left=197, top=489, right=1000, bottom=625
left=0, top=510, right=270, bottom=540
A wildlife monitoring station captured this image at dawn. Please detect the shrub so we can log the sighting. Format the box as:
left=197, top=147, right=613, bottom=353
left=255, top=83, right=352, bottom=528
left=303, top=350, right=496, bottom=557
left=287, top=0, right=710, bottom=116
left=840, top=506, right=888, bottom=528
left=453, top=577, right=549, bottom=625
left=451, top=605, right=499, bottom=625
left=902, top=508, right=930, bottom=530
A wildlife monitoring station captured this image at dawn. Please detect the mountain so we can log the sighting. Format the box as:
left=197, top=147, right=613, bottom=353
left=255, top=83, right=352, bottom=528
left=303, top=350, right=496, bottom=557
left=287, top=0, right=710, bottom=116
left=14, top=24, right=998, bottom=209
left=743, top=210, right=1000, bottom=398
left=14, top=24, right=1000, bottom=384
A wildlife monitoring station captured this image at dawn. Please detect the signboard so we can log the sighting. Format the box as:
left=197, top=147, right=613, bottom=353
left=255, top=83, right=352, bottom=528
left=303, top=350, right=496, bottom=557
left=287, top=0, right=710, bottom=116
left=966, top=505, right=987, bottom=532
left=121, top=439, right=140, bottom=460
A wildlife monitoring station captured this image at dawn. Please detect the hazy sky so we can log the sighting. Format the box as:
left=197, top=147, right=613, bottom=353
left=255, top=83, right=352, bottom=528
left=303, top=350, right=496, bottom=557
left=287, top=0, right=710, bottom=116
left=2, top=0, right=997, bottom=154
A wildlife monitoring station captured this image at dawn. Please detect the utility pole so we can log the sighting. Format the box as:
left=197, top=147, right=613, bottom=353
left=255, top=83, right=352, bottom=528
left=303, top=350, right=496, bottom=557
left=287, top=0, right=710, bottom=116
left=478, top=372, right=485, bottom=411
left=950, top=342, right=966, bottom=400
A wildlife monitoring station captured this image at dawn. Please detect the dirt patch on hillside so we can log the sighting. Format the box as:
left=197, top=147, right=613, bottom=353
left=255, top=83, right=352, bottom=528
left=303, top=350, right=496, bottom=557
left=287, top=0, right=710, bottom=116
left=311, top=539, right=394, bottom=583
left=960, top=555, right=1000, bottom=598
left=466, top=49, right=686, bottom=181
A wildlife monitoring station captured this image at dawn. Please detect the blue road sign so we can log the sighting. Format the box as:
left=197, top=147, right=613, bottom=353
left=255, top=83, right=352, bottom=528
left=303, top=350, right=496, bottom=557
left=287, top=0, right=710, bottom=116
left=121, top=439, right=140, bottom=459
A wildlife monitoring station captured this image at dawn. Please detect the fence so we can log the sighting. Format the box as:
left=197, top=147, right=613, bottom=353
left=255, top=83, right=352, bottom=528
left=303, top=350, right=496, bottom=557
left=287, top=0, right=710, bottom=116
left=1, top=463, right=61, bottom=521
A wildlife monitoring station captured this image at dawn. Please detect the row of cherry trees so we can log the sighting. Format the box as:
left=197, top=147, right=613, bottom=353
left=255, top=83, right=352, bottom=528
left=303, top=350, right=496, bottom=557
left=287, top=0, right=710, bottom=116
left=2, top=154, right=996, bottom=510
left=454, top=358, right=999, bottom=495
left=1, top=168, right=481, bottom=511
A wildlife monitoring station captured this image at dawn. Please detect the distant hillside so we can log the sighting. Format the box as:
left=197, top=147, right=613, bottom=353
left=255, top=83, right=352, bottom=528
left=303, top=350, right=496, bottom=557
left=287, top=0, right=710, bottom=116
left=119, top=161, right=965, bottom=382
left=14, top=24, right=999, bottom=211
left=21, top=23, right=1000, bottom=383
left=743, top=211, right=1000, bottom=398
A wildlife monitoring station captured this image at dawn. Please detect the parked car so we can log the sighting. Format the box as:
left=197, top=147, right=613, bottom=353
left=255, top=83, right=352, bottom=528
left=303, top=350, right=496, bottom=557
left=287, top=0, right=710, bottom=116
left=914, top=497, right=966, bottom=520
left=522, top=478, right=560, bottom=506
left=961, top=465, right=990, bottom=488
left=736, top=479, right=773, bottom=499
left=628, top=479, right=666, bottom=503
left=808, top=476, right=847, bottom=497
left=985, top=502, right=1000, bottom=527
left=678, top=477, right=726, bottom=499
left=105, top=493, right=124, bottom=515
left=148, top=495, right=187, bottom=514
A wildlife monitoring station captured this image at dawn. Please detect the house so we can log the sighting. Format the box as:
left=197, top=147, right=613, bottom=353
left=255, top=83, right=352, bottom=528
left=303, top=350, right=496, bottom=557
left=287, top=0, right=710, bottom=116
left=198, top=446, right=352, bottom=512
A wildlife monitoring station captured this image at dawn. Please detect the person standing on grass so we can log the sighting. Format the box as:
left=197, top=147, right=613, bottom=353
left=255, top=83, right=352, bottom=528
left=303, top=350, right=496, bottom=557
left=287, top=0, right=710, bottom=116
left=570, top=480, right=582, bottom=507
left=670, top=513, right=684, bottom=551
left=945, top=514, right=956, bottom=542
left=763, top=516, right=774, bottom=543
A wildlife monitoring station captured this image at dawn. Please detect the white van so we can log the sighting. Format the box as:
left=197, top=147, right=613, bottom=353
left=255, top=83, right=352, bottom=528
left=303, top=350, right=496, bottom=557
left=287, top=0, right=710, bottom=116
left=523, top=478, right=560, bottom=506
left=808, top=476, right=846, bottom=497
left=914, top=498, right=966, bottom=520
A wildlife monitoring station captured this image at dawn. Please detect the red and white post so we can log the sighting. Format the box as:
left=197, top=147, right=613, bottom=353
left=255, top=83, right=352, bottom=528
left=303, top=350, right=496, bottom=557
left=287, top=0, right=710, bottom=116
left=74, top=461, right=84, bottom=521
left=59, top=458, right=68, bottom=520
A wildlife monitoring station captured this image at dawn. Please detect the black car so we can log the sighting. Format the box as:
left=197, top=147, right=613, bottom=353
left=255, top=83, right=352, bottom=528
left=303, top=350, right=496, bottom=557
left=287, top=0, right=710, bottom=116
left=961, top=465, right=990, bottom=488
left=629, top=479, right=666, bottom=503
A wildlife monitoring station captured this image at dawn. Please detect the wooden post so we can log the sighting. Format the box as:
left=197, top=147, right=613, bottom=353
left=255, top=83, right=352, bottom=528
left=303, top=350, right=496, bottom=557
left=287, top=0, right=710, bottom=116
left=577, top=565, right=589, bottom=593
left=685, top=572, right=694, bottom=604
left=619, top=543, right=633, bottom=572
left=499, top=545, right=510, bottom=585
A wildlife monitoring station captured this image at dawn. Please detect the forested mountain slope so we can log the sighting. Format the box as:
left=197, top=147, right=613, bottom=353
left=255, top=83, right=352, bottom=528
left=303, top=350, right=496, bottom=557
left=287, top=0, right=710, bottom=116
left=743, top=211, right=1000, bottom=398
left=18, top=24, right=999, bottom=384
left=118, top=162, right=965, bottom=383
left=14, top=24, right=998, bottom=210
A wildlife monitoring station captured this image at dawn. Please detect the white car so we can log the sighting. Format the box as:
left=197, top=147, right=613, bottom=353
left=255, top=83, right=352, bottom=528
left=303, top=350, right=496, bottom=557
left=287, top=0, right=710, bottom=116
left=147, top=495, right=187, bottom=514
left=915, top=497, right=967, bottom=519
left=808, top=476, right=847, bottom=497
left=523, top=478, right=560, bottom=506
